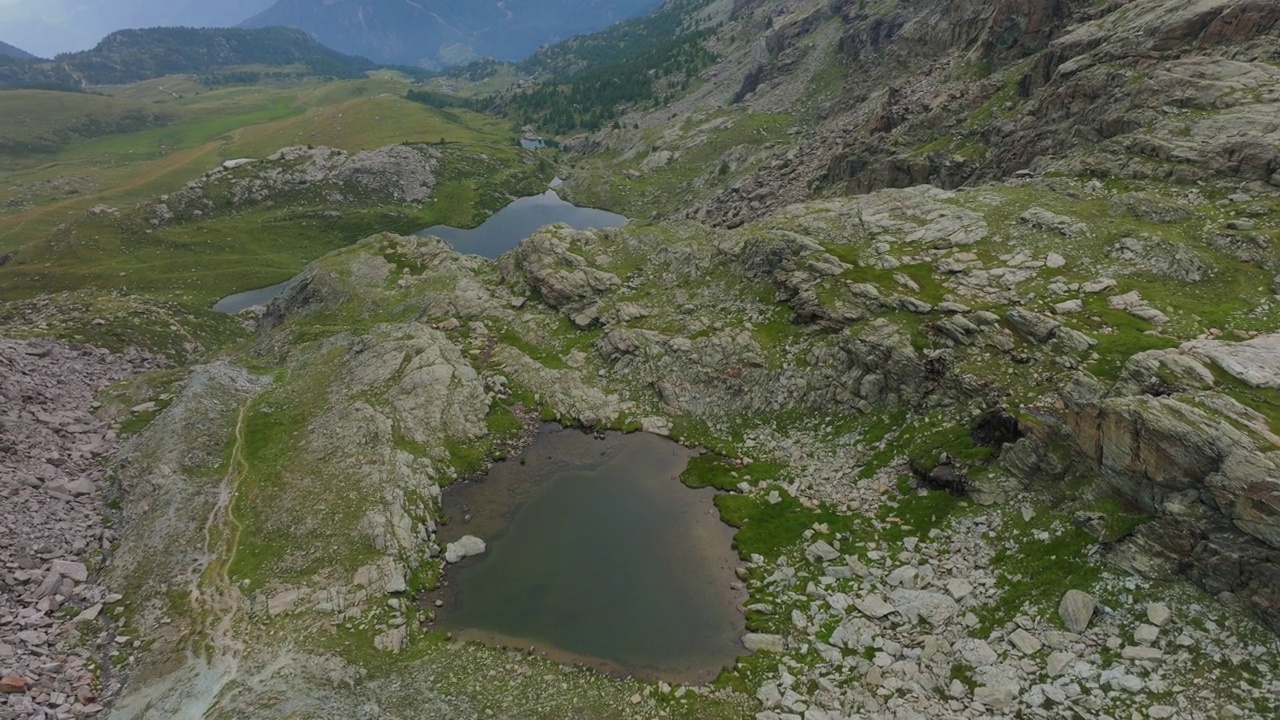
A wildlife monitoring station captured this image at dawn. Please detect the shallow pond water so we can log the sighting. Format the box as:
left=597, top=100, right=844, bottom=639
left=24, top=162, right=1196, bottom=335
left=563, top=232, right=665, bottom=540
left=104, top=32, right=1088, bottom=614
left=434, top=425, right=747, bottom=683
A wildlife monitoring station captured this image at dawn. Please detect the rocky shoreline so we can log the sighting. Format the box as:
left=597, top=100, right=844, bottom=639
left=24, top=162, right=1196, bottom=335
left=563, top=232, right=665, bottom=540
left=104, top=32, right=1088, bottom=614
left=0, top=339, right=159, bottom=720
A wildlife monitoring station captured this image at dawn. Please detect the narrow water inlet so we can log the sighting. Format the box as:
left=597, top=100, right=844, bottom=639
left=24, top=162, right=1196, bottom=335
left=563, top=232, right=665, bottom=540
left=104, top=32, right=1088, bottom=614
left=211, top=280, right=292, bottom=314
left=432, top=425, right=748, bottom=683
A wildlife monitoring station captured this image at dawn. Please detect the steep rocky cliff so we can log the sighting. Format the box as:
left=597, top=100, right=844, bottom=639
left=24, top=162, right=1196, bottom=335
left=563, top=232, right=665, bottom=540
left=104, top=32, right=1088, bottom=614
left=563, top=0, right=1280, bottom=229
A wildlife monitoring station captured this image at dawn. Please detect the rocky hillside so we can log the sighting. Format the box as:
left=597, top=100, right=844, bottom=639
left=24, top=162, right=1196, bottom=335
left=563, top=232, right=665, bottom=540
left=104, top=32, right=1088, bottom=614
left=1, top=339, right=161, bottom=718
left=1, top=0, right=1279, bottom=718
left=559, top=0, right=1280, bottom=229
left=76, top=169, right=1279, bottom=719
left=244, top=0, right=663, bottom=68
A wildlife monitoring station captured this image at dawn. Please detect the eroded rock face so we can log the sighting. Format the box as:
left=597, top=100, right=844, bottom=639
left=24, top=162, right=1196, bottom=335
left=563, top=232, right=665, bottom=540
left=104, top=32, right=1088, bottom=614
left=669, top=0, right=1280, bottom=228
left=1060, top=336, right=1280, bottom=628
left=502, top=225, right=622, bottom=308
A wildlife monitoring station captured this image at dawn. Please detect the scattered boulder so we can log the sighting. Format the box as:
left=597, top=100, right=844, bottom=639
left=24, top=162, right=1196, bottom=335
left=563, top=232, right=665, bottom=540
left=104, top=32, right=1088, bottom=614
left=0, top=675, right=27, bottom=693
left=1046, top=651, right=1074, bottom=677
left=1108, top=291, right=1170, bottom=325
left=1009, top=628, right=1043, bottom=654
left=1121, top=645, right=1162, bottom=661
left=1110, top=236, right=1207, bottom=283
left=1052, top=299, right=1083, bottom=314
left=373, top=626, right=408, bottom=654
left=1083, top=278, right=1117, bottom=294
left=268, top=589, right=302, bottom=617
left=945, top=578, right=973, bottom=599
left=742, top=633, right=786, bottom=653
left=1019, top=207, right=1088, bottom=237
left=889, top=589, right=959, bottom=626
left=955, top=638, right=998, bottom=667
left=444, top=535, right=487, bottom=564
left=973, top=680, right=1018, bottom=709
left=50, top=560, right=88, bottom=583
left=1058, top=590, right=1097, bottom=632
left=1005, top=308, right=1061, bottom=343
left=805, top=540, right=840, bottom=562
left=1135, top=623, right=1160, bottom=645
left=854, top=595, right=897, bottom=619
left=1147, top=602, right=1172, bottom=627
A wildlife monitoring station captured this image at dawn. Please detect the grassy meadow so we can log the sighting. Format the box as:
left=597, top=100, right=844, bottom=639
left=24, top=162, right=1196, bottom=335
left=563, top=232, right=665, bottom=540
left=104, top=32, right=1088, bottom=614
left=0, top=69, right=551, bottom=359
left=0, top=71, right=521, bottom=255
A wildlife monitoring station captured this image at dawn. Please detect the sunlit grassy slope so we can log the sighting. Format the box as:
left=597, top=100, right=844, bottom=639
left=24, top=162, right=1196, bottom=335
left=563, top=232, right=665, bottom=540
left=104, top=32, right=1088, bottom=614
left=0, top=72, right=519, bottom=254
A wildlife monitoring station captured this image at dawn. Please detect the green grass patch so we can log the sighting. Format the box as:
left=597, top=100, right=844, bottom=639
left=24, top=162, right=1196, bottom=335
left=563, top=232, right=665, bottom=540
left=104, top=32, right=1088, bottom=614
left=1, top=146, right=549, bottom=312
left=715, top=488, right=857, bottom=561
left=874, top=478, right=967, bottom=545
left=1082, top=304, right=1182, bottom=381
left=565, top=111, right=791, bottom=218
left=118, top=403, right=168, bottom=436
left=680, top=454, right=788, bottom=491
left=496, top=326, right=570, bottom=370
left=230, top=352, right=383, bottom=591
left=1087, top=496, right=1153, bottom=542
left=975, top=506, right=1103, bottom=633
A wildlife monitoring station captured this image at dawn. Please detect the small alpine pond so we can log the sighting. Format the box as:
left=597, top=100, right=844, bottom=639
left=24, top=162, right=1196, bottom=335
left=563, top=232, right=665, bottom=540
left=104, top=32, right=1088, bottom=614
left=433, top=425, right=747, bottom=683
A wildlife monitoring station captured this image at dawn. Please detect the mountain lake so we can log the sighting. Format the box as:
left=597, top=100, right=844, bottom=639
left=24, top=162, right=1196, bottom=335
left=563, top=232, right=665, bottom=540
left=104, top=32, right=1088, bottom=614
left=213, top=181, right=626, bottom=312
left=431, top=425, right=748, bottom=684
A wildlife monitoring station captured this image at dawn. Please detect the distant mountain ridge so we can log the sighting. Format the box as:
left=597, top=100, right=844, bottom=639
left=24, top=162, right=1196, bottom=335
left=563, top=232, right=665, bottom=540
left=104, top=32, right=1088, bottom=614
left=0, top=1, right=275, bottom=57
left=0, top=26, right=376, bottom=91
left=242, top=0, right=664, bottom=68
left=0, top=40, right=36, bottom=60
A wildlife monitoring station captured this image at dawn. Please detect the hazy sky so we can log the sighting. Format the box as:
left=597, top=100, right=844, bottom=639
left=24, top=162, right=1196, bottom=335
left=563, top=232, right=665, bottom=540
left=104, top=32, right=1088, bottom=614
left=0, top=0, right=274, bottom=57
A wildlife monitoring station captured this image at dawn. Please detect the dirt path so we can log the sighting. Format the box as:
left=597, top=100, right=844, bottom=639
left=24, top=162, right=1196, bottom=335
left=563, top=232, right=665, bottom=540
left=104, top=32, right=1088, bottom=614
left=194, top=401, right=251, bottom=630
left=109, top=385, right=267, bottom=720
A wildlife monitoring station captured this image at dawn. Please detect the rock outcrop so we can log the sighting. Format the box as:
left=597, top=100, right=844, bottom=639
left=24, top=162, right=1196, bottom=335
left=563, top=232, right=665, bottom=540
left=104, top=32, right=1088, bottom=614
left=501, top=225, right=622, bottom=308
left=151, top=143, right=444, bottom=225
left=571, top=0, right=1280, bottom=228
left=1059, top=337, right=1280, bottom=628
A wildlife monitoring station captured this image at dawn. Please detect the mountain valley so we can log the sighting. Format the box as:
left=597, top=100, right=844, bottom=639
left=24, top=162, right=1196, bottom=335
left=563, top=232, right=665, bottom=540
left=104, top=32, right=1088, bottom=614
left=1, top=1, right=1279, bottom=719
left=244, top=0, right=665, bottom=68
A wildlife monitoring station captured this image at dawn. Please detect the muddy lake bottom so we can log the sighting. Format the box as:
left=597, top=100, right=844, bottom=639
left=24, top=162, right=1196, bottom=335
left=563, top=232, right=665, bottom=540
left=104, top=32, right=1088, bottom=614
left=432, top=425, right=747, bottom=684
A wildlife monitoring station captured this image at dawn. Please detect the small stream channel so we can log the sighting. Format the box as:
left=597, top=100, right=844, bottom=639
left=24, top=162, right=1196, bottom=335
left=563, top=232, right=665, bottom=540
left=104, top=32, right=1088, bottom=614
left=431, top=425, right=748, bottom=684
